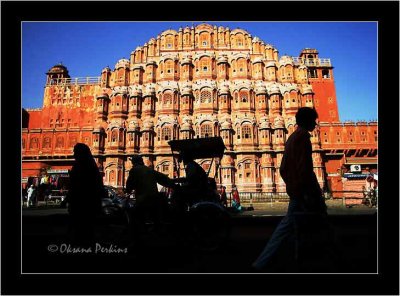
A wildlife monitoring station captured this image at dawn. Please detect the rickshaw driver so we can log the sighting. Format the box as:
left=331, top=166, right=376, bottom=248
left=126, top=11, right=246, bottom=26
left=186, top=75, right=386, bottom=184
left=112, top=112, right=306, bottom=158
left=175, top=151, right=211, bottom=203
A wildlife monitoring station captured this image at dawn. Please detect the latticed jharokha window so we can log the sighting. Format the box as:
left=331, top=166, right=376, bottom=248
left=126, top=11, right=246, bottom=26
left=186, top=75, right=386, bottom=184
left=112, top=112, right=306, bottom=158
left=161, top=127, right=171, bottom=141
left=163, top=93, right=172, bottom=105
left=165, top=60, right=174, bottom=74
left=242, top=125, right=252, bottom=139
left=236, top=36, right=244, bottom=47
left=166, top=36, right=173, bottom=48
left=200, top=59, right=209, bottom=72
left=112, top=130, right=118, bottom=142
left=199, top=33, right=209, bottom=47
left=237, top=58, right=246, bottom=73
left=183, top=34, right=190, bottom=45
left=200, top=124, right=212, bottom=138
left=240, top=90, right=248, bottom=102
left=200, top=90, right=212, bottom=103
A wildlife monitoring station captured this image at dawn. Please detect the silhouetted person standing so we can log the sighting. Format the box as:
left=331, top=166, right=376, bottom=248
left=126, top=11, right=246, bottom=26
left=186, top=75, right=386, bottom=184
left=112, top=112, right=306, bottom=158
left=125, top=155, right=175, bottom=241
left=67, top=143, right=103, bottom=246
left=252, top=107, right=327, bottom=271
left=220, top=186, right=228, bottom=208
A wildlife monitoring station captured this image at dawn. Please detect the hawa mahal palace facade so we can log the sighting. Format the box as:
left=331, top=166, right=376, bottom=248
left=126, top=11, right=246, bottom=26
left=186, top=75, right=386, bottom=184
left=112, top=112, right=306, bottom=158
left=22, top=23, right=378, bottom=195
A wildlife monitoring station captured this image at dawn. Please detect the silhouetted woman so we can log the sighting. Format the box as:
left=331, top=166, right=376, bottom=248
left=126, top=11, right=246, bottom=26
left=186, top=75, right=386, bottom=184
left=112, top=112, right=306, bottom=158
left=67, top=143, right=103, bottom=246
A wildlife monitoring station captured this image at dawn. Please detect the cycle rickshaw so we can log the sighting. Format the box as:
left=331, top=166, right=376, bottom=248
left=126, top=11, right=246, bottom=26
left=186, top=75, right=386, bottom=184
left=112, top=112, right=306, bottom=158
left=165, top=136, right=232, bottom=251
left=100, top=137, right=231, bottom=252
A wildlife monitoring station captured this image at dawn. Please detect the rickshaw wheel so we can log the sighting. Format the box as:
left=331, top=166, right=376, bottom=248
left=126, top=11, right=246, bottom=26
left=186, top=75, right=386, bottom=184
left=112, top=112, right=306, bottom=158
left=187, top=202, right=231, bottom=252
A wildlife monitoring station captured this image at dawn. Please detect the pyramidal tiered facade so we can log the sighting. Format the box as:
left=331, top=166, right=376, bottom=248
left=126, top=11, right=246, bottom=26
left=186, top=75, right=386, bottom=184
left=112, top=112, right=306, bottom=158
left=22, top=23, right=377, bottom=194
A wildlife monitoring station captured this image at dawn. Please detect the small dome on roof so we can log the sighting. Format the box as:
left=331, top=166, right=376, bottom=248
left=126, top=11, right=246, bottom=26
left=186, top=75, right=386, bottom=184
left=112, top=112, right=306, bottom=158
left=47, top=63, right=68, bottom=73
left=268, top=84, right=281, bottom=95
left=181, top=55, right=193, bottom=65
left=102, top=66, right=111, bottom=73
left=93, top=126, right=105, bottom=133
left=96, top=93, right=109, bottom=100
left=129, top=86, right=142, bottom=97
left=218, top=85, right=230, bottom=95
left=181, top=85, right=193, bottom=96
left=128, top=120, right=140, bottom=131
left=274, top=116, right=285, bottom=128
left=259, top=116, right=271, bottom=129
left=217, top=55, right=229, bottom=64
left=252, top=57, right=263, bottom=64
left=302, top=84, right=313, bottom=94
left=143, top=119, right=154, bottom=130
left=221, top=119, right=232, bottom=130
left=279, top=56, right=294, bottom=66
left=143, top=86, right=156, bottom=97
left=115, top=59, right=130, bottom=69
left=181, top=117, right=193, bottom=131
left=265, top=61, right=276, bottom=68
left=255, top=85, right=267, bottom=95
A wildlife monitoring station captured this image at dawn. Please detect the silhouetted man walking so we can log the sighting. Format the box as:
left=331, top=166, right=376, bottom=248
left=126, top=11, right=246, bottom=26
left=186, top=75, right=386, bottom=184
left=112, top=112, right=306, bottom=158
left=252, top=107, right=327, bottom=271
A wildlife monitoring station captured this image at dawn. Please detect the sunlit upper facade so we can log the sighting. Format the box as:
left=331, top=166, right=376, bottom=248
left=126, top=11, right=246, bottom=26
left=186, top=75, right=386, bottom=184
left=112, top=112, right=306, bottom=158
left=22, top=23, right=377, bottom=194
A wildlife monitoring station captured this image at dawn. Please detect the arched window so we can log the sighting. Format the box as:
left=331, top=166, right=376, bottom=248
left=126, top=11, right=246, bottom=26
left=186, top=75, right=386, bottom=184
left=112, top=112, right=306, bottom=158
left=199, top=32, right=209, bottom=47
left=163, top=93, right=172, bottom=105
left=161, top=126, right=171, bottom=141
left=69, top=136, right=77, bottom=147
left=239, top=90, right=248, bottom=102
left=237, top=58, right=246, bottom=73
left=201, top=124, right=213, bottom=138
left=30, top=137, right=38, bottom=149
left=165, top=60, right=174, bottom=74
left=56, top=137, right=64, bottom=148
left=200, top=90, right=212, bottom=103
left=118, top=129, right=124, bottom=144
left=111, top=130, right=118, bottom=142
left=109, top=170, right=115, bottom=182
left=43, top=137, right=51, bottom=148
left=242, top=125, right=252, bottom=139
left=166, top=36, right=173, bottom=48
left=236, top=36, right=244, bottom=47
left=183, top=33, right=190, bottom=45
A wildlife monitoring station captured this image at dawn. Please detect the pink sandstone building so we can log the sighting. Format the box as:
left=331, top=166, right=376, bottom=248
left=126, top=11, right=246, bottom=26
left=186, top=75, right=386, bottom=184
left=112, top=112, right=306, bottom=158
left=22, top=23, right=378, bottom=198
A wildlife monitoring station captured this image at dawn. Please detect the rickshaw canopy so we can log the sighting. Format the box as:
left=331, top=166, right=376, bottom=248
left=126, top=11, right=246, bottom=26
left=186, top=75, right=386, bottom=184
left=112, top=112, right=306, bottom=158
left=168, top=137, right=226, bottom=160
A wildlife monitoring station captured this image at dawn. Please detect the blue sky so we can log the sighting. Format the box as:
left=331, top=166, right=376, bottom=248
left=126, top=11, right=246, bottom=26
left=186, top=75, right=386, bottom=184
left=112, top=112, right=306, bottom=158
left=22, top=22, right=377, bottom=121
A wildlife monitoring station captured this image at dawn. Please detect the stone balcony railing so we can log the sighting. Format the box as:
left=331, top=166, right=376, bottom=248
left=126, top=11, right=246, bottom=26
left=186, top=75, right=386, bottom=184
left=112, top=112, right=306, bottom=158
left=291, top=57, right=331, bottom=67
left=46, top=77, right=101, bottom=86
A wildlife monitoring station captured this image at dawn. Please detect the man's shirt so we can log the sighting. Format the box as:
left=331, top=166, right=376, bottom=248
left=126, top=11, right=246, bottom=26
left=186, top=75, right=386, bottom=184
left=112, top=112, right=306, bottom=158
left=280, top=126, right=320, bottom=197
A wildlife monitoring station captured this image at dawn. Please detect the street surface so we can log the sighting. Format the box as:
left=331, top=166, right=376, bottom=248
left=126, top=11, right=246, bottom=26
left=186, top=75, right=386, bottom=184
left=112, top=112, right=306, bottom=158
left=22, top=204, right=377, bottom=274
